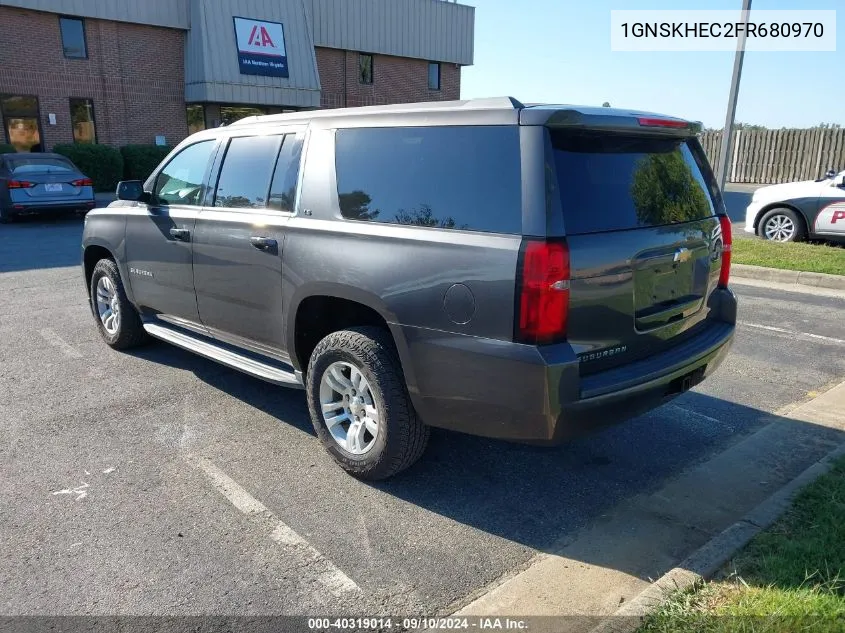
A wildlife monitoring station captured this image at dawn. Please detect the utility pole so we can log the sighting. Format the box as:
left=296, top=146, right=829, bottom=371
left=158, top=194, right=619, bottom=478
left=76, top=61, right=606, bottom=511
left=716, top=0, right=752, bottom=191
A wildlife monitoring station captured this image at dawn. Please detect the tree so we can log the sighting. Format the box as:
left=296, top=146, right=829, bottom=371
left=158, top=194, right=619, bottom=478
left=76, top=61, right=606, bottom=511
left=338, top=190, right=380, bottom=221
left=394, top=204, right=466, bottom=229
left=602, top=102, right=611, bottom=108
left=630, top=151, right=710, bottom=226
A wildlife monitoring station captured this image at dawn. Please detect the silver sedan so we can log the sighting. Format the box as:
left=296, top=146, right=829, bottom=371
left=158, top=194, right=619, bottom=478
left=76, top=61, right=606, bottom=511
left=0, top=152, right=96, bottom=223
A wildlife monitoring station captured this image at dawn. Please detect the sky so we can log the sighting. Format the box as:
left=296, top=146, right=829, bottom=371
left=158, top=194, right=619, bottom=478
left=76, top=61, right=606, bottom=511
left=460, top=0, right=843, bottom=129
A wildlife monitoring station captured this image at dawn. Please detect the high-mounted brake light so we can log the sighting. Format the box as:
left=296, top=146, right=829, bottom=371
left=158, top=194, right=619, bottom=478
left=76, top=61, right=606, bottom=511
left=71, top=178, right=93, bottom=187
left=637, top=117, right=689, bottom=129
left=7, top=180, right=35, bottom=189
left=516, top=239, right=570, bottom=345
left=718, top=215, right=732, bottom=288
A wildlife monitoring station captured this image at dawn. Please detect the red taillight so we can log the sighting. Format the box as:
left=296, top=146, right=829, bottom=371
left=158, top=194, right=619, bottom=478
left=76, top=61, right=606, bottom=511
left=71, top=178, right=93, bottom=187
left=718, top=215, right=732, bottom=288
left=637, top=117, right=689, bottom=129
left=516, top=239, right=570, bottom=345
left=7, top=180, right=35, bottom=189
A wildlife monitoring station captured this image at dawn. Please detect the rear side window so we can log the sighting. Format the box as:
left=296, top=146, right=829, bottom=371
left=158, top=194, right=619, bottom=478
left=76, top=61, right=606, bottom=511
left=335, top=126, right=522, bottom=234
left=268, top=133, right=303, bottom=212
left=6, top=157, right=75, bottom=174
left=551, top=131, right=716, bottom=235
left=214, top=135, right=281, bottom=209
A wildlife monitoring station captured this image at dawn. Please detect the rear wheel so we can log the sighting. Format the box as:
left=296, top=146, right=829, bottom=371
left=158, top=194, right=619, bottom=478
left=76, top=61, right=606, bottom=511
left=89, top=258, right=149, bottom=349
left=0, top=206, right=15, bottom=224
left=306, top=326, right=429, bottom=480
left=758, top=207, right=805, bottom=242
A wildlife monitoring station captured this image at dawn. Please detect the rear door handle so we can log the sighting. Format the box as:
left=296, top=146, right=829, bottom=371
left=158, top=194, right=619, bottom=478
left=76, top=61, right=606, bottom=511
left=250, top=236, right=278, bottom=251
left=169, top=228, right=190, bottom=241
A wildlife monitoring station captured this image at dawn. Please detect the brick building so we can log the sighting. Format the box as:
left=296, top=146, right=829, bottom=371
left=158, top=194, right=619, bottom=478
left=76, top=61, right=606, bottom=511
left=0, top=0, right=474, bottom=152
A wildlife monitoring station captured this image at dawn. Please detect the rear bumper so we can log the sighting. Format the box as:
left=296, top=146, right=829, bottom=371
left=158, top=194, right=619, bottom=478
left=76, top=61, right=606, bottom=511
left=400, top=288, right=737, bottom=444
left=7, top=200, right=96, bottom=214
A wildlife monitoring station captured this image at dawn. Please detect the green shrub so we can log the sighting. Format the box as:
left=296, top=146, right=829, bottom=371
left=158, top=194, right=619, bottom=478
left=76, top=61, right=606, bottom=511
left=53, top=144, right=124, bottom=192
left=120, top=144, right=173, bottom=182
left=0, top=144, right=17, bottom=154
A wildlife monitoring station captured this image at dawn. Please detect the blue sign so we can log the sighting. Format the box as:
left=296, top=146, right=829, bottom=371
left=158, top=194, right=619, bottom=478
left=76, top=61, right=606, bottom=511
left=233, top=17, right=289, bottom=78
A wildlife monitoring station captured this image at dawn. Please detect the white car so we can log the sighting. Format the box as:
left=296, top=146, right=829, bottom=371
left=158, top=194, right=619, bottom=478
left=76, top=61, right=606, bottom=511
left=744, top=169, right=845, bottom=242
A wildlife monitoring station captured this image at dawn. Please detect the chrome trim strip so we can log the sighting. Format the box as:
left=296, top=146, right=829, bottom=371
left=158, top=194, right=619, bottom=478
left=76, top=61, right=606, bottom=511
left=205, top=326, right=293, bottom=365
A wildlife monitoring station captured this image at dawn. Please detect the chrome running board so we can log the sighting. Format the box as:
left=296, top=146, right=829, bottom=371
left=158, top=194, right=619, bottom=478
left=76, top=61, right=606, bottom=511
left=143, top=322, right=303, bottom=389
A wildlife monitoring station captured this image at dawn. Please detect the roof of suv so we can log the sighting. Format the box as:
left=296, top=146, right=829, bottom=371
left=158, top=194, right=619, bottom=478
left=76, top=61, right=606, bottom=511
left=225, top=96, right=699, bottom=134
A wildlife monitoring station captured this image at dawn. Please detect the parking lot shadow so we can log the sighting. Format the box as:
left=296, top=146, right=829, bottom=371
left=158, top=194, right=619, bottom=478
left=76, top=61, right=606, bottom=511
left=0, top=216, right=85, bottom=273
left=128, top=339, right=844, bottom=564
left=127, top=342, right=315, bottom=436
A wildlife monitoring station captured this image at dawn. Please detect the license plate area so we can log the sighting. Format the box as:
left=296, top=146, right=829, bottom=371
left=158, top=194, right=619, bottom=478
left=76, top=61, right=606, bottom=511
left=44, top=184, right=63, bottom=192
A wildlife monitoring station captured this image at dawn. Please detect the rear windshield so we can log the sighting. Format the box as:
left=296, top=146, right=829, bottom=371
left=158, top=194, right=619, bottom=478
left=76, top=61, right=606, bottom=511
left=6, top=157, right=75, bottom=174
left=551, top=131, right=717, bottom=235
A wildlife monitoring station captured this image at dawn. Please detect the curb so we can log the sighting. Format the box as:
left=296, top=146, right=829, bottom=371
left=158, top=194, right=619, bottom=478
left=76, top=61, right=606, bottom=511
left=732, top=264, right=845, bottom=291
left=586, top=440, right=845, bottom=633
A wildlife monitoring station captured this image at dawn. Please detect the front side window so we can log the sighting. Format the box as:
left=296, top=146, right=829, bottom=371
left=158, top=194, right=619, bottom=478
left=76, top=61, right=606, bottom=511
left=268, top=134, right=304, bottom=212
left=60, top=17, right=87, bottom=59
left=153, top=140, right=216, bottom=206
left=214, top=135, right=281, bottom=209
left=428, top=62, right=441, bottom=90
left=359, top=54, right=373, bottom=84
left=70, top=98, right=96, bottom=143
left=335, top=126, right=522, bottom=234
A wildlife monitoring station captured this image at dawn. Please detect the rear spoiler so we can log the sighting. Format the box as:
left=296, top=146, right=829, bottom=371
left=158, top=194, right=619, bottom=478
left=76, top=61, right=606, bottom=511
left=521, top=107, right=702, bottom=137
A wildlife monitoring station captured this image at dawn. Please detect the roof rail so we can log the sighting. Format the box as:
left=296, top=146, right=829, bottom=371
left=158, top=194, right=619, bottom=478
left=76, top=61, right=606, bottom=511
left=458, top=96, right=525, bottom=109
left=227, top=96, right=525, bottom=126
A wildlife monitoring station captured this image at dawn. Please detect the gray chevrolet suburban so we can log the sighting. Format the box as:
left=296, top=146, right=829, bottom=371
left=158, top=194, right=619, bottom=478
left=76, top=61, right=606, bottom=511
left=82, top=97, right=737, bottom=479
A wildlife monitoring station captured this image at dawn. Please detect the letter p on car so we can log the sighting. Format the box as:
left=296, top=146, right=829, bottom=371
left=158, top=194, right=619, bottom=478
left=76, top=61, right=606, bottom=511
left=833, top=210, right=845, bottom=224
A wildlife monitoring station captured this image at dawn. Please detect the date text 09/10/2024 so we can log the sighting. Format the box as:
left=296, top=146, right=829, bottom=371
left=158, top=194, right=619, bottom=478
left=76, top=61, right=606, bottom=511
left=307, top=617, right=529, bottom=630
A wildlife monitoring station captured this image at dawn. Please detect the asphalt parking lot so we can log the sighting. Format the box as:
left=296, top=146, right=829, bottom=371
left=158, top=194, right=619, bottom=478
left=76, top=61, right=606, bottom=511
left=2, top=215, right=844, bottom=619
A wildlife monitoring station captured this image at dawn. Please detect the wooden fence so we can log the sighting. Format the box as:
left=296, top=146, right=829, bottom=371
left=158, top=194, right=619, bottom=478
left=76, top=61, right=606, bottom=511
left=698, top=128, right=845, bottom=184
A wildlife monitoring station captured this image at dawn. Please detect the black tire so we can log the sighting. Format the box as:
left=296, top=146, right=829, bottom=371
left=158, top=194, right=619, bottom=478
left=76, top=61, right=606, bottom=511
left=0, top=206, right=14, bottom=224
left=758, top=207, right=806, bottom=242
left=89, top=258, right=150, bottom=350
left=306, top=326, right=429, bottom=480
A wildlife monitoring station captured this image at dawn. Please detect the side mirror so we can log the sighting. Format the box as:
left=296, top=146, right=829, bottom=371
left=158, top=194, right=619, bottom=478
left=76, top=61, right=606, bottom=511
left=116, top=180, right=149, bottom=202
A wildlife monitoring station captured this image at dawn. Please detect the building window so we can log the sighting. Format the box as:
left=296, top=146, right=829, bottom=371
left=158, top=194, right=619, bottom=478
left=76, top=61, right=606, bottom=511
left=359, top=54, right=373, bottom=85
left=428, top=62, right=441, bottom=91
left=1, top=95, right=42, bottom=152
left=69, top=98, right=96, bottom=143
left=59, top=17, right=87, bottom=59
left=186, top=105, right=205, bottom=135
left=220, top=105, right=266, bottom=126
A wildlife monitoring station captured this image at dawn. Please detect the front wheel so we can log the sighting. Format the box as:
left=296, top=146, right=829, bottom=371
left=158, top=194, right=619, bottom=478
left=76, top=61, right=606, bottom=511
left=89, top=258, right=149, bottom=349
left=306, top=327, right=429, bottom=480
left=758, top=207, right=805, bottom=242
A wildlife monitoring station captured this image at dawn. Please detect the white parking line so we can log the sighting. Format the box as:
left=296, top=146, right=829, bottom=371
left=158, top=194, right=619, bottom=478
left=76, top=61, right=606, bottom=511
left=665, top=404, right=725, bottom=426
left=738, top=321, right=845, bottom=346
left=188, top=455, right=360, bottom=597
left=39, top=328, right=83, bottom=358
